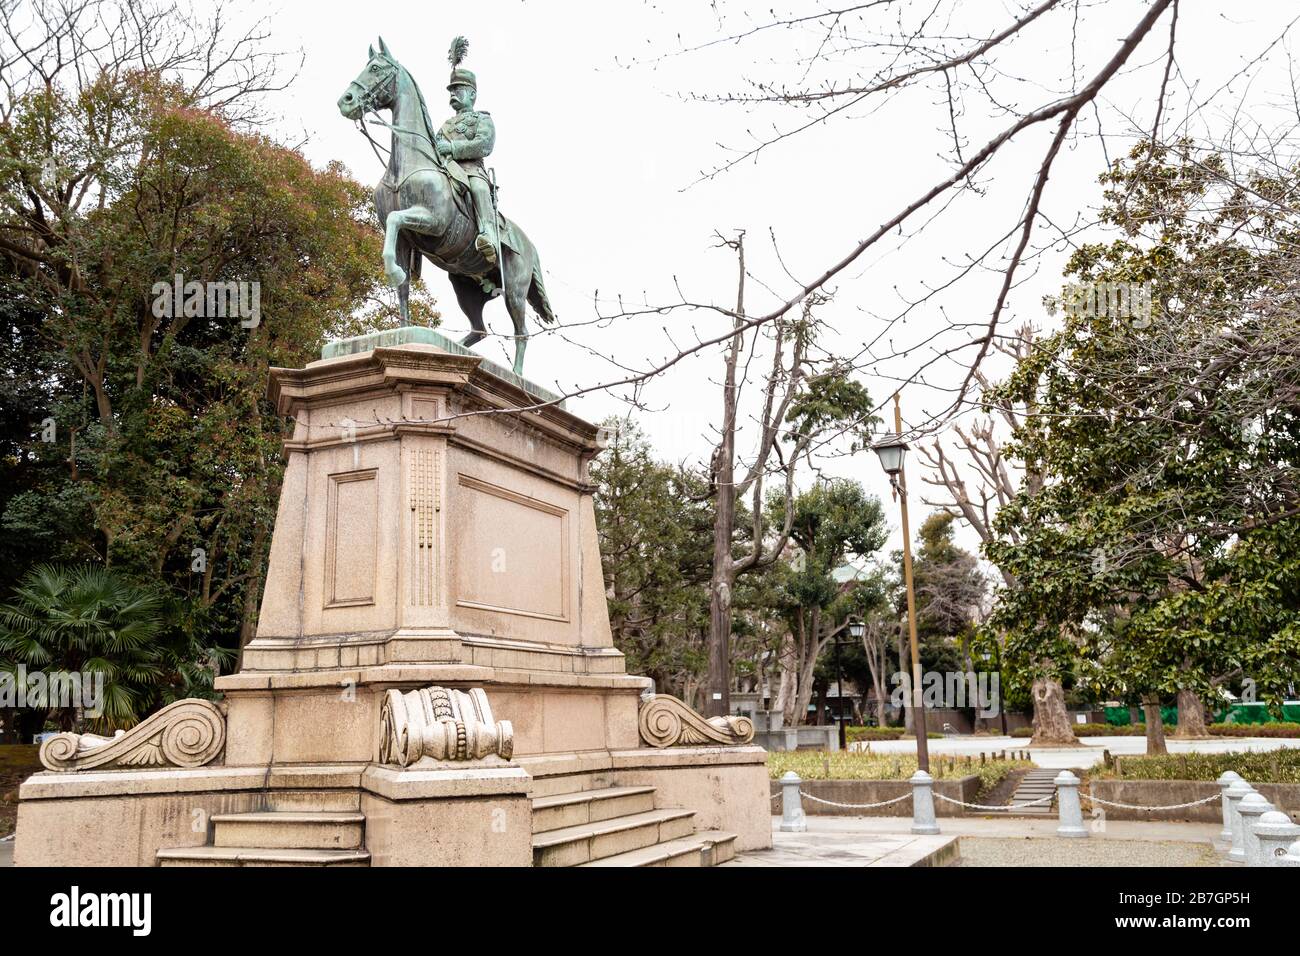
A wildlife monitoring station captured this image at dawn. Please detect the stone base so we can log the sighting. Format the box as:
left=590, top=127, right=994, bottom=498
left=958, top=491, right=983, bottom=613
left=519, top=746, right=772, bottom=852
left=359, top=764, right=533, bottom=866
left=216, top=664, right=649, bottom=765
left=14, top=747, right=771, bottom=865
left=13, top=338, right=772, bottom=867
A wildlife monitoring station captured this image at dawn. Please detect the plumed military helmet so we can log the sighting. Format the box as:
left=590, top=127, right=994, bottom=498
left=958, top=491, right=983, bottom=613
left=447, top=36, right=476, bottom=91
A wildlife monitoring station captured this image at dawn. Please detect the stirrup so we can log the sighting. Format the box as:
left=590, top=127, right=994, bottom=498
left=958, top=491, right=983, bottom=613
left=476, top=233, right=498, bottom=265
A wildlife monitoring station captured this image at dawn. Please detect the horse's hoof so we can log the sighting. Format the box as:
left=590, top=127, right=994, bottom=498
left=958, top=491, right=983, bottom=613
left=385, top=266, right=407, bottom=288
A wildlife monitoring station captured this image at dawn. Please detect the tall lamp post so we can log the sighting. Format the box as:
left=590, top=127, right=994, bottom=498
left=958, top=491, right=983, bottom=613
left=847, top=618, right=866, bottom=744
left=828, top=626, right=852, bottom=751
left=872, top=394, right=930, bottom=772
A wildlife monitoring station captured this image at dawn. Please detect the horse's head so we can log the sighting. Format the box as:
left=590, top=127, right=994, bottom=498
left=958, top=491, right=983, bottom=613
left=338, top=38, right=400, bottom=120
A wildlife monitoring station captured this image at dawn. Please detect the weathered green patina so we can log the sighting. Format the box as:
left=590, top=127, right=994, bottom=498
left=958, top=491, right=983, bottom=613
left=338, top=36, right=556, bottom=375
left=321, top=326, right=564, bottom=407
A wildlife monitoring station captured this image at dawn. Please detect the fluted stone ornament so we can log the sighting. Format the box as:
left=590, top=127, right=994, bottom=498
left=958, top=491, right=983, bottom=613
left=39, top=699, right=226, bottom=772
left=379, top=685, right=514, bottom=767
left=637, top=694, right=755, bottom=748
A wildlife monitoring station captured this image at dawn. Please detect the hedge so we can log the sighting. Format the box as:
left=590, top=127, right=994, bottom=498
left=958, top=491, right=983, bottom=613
left=766, top=750, right=1029, bottom=794
left=846, top=726, right=943, bottom=743
left=1091, top=749, right=1300, bottom=784
left=1208, top=722, right=1300, bottom=738
left=1012, top=722, right=1300, bottom=739
left=1010, top=723, right=1144, bottom=738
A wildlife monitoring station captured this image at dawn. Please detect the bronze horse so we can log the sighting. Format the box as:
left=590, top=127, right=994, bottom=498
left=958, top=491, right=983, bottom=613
left=338, top=39, right=555, bottom=375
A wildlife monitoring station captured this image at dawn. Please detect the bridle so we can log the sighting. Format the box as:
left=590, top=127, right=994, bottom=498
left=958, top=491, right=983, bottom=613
left=348, top=55, right=443, bottom=180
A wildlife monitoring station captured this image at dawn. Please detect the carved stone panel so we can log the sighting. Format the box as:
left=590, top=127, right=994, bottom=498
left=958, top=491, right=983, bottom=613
left=455, top=474, right=569, bottom=621
left=325, top=468, right=378, bottom=607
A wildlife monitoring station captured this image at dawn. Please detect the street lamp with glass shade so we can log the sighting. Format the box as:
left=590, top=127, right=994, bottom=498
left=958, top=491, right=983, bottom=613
left=872, top=434, right=909, bottom=483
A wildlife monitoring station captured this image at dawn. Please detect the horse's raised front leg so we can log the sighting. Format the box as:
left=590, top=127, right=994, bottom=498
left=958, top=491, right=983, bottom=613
left=382, top=207, right=437, bottom=288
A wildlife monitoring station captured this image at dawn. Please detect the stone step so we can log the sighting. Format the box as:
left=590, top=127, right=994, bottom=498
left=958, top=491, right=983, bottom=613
left=157, top=845, right=370, bottom=867
left=262, top=789, right=362, bottom=813
left=532, top=808, right=696, bottom=867
left=579, top=831, right=737, bottom=868
left=531, top=786, right=658, bottom=833
left=210, top=811, right=365, bottom=850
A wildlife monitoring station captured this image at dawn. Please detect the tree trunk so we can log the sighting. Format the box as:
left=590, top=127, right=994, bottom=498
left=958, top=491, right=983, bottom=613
left=704, top=236, right=746, bottom=718
left=1030, top=676, right=1079, bottom=746
left=897, top=624, right=914, bottom=734
left=1173, top=687, right=1209, bottom=738
left=1142, top=697, right=1168, bottom=755
left=861, top=637, right=887, bottom=728
left=776, top=632, right=798, bottom=726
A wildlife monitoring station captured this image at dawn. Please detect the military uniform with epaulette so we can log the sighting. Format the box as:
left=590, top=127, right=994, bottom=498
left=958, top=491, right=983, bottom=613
left=435, top=64, right=499, bottom=265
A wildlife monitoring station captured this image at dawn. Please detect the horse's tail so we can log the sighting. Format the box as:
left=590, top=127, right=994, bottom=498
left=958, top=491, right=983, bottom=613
left=527, top=258, right=557, bottom=326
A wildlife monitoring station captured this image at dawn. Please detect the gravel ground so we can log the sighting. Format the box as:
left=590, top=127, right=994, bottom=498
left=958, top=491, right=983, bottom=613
left=955, top=836, right=1222, bottom=867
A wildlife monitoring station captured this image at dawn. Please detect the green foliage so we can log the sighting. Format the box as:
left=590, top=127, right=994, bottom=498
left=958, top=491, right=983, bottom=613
left=0, top=563, right=229, bottom=730
left=0, top=54, right=400, bottom=693
left=769, top=479, right=887, bottom=630
left=1208, top=722, right=1300, bottom=738
left=591, top=420, right=714, bottom=692
left=1093, top=749, right=1300, bottom=783
left=843, top=725, right=944, bottom=742
left=986, top=141, right=1300, bottom=713
left=1010, top=723, right=1146, bottom=737
left=766, top=750, right=1029, bottom=791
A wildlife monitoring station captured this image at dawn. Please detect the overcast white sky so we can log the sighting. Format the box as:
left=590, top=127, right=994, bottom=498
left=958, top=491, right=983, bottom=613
left=250, top=0, right=1299, bottom=556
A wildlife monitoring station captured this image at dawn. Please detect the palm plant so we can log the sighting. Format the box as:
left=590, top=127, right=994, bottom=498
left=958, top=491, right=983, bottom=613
left=0, top=564, right=167, bottom=731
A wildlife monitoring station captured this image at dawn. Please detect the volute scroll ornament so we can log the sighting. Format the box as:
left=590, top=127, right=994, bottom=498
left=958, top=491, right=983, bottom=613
left=38, top=699, right=227, bottom=772
left=379, top=685, right=514, bottom=767
left=638, top=694, right=755, bottom=748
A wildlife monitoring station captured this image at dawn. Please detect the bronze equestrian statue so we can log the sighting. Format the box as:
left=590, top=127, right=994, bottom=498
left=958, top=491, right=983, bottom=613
left=338, top=36, right=555, bottom=375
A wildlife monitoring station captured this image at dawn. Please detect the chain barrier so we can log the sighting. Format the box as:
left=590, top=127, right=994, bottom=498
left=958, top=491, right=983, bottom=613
left=797, top=791, right=913, bottom=810
left=1081, top=792, right=1220, bottom=812
left=932, top=792, right=1054, bottom=811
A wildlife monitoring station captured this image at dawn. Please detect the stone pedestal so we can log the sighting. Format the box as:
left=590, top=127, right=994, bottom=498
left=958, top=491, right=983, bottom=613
left=15, top=330, right=771, bottom=866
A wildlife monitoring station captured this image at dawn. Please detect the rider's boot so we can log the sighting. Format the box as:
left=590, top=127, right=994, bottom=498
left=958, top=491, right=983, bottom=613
left=469, top=177, right=499, bottom=266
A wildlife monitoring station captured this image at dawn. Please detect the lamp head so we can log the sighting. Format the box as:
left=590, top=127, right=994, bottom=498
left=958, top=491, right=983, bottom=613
left=872, top=434, right=909, bottom=476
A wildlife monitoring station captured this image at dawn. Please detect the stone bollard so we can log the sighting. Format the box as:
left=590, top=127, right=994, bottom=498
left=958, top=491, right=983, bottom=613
left=1054, top=770, right=1088, bottom=838
left=779, top=771, right=807, bottom=832
left=1225, top=780, right=1255, bottom=863
left=910, top=770, right=940, bottom=835
left=1238, top=792, right=1273, bottom=867
left=1251, top=811, right=1300, bottom=868
left=1279, top=838, right=1300, bottom=868
left=1216, top=771, right=1242, bottom=842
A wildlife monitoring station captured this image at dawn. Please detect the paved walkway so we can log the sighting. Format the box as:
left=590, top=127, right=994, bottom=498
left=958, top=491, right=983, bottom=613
left=726, top=822, right=956, bottom=867
left=728, top=815, right=1225, bottom=867
left=789, top=814, right=1222, bottom=842
left=956, top=836, right=1221, bottom=867
left=0, top=839, right=11, bottom=868
left=858, top=734, right=1300, bottom=768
